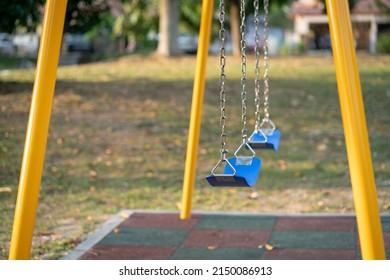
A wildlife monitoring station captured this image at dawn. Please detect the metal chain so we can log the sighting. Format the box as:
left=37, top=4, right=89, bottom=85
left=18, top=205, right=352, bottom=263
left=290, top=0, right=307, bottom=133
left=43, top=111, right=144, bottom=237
left=240, top=0, right=248, bottom=142
left=254, top=0, right=261, bottom=131
left=263, top=0, right=270, bottom=122
left=219, top=0, right=228, bottom=159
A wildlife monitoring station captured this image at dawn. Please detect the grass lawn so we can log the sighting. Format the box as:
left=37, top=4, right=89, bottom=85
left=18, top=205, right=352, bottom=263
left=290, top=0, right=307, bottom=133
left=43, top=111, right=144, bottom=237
left=0, top=54, right=389, bottom=259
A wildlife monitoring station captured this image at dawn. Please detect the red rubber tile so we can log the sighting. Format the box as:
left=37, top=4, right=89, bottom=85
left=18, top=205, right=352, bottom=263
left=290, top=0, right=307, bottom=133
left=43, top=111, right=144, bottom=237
left=275, top=216, right=355, bottom=231
left=120, top=212, right=200, bottom=229
left=183, top=229, right=271, bottom=248
left=383, top=232, right=390, bottom=249
left=78, top=245, right=175, bottom=260
left=263, top=248, right=356, bottom=260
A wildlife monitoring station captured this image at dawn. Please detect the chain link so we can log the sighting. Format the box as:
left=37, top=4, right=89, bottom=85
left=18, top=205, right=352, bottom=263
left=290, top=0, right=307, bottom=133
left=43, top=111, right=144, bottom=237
left=240, top=0, right=248, bottom=142
left=263, top=0, right=270, bottom=121
left=254, top=0, right=261, bottom=131
left=219, top=0, right=228, bottom=159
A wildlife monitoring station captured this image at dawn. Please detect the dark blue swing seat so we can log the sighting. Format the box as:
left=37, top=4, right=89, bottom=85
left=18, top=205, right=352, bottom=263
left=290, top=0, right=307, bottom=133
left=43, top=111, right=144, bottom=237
left=206, top=142, right=262, bottom=187
left=249, top=129, right=281, bottom=150
left=206, top=156, right=262, bottom=187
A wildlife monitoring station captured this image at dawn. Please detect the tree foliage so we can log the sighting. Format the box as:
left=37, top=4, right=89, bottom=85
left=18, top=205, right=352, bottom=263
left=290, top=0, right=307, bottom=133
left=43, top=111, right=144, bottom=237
left=0, top=0, right=45, bottom=33
left=64, top=0, right=111, bottom=33
left=112, top=0, right=158, bottom=43
left=180, top=0, right=202, bottom=33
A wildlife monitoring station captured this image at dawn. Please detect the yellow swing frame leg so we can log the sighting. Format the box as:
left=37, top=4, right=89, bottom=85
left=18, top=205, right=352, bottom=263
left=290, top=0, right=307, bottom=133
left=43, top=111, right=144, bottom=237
left=326, top=0, right=385, bottom=259
left=180, top=0, right=214, bottom=220
left=9, top=0, right=68, bottom=260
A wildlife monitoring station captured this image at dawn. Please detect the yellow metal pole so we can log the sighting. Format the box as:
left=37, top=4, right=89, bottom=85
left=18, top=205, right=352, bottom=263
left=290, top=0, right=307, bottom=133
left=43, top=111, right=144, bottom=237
left=326, top=0, right=385, bottom=260
left=180, top=0, right=214, bottom=220
left=9, top=0, right=68, bottom=260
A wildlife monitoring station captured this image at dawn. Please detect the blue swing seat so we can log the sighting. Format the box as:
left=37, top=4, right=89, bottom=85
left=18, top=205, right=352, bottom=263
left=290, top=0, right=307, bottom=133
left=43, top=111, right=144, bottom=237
left=206, top=156, right=262, bottom=187
left=249, top=130, right=281, bottom=150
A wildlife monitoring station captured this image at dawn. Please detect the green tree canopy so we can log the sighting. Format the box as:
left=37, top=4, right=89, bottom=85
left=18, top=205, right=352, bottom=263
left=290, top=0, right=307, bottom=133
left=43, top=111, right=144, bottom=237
left=0, top=0, right=45, bottom=33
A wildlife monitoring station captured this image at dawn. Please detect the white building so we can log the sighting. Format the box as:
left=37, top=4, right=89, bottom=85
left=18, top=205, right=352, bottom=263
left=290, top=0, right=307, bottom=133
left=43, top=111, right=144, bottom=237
left=290, top=0, right=390, bottom=53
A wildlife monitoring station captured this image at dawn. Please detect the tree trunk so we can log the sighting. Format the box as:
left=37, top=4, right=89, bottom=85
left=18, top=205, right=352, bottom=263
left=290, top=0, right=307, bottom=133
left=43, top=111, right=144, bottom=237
left=157, top=0, right=181, bottom=56
left=230, top=0, right=241, bottom=56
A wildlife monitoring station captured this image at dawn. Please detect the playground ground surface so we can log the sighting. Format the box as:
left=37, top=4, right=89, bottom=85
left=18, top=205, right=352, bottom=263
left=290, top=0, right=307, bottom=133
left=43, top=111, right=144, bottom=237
left=1, top=55, right=389, bottom=259
left=63, top=210, right=390, bottom=260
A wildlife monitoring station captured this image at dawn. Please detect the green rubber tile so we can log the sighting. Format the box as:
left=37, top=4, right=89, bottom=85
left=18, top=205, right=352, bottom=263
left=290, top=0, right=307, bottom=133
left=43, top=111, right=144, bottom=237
left=356, top=231, right=390, bottom=250
left=170, top=247, right=265, bottom=260
left=381, top=217, right=390, bottom=232
left=269, top=231, right=356, bottom=249
left=196, top=215, right=276, bottom=230
left=98, top=228, right=189, bottom=247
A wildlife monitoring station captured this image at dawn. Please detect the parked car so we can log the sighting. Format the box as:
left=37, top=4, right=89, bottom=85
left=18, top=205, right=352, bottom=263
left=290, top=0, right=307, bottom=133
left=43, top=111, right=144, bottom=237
left=12, top=33, right=39, bottom=56
left=177, top=33, right=198, bottom=54
left=245, top=15, right=285, bottom=55
left=209, top=30, right=234, bottom=54
left=62, top=33, right=93, bottom=53
left=0, top=33, right=16, bottom=56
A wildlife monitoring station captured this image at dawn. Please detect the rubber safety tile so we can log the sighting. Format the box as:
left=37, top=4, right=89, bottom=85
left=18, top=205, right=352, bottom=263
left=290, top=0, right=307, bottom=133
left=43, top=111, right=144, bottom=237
left=79, top=245, right=176, bottom=260
left=355, top=231, right=390, bottom=249
left=120, top=213, right=200, bottom=229
left=170, top=247, right=265, bottom=260
left=182, top=229, right=271, bottom=248
left=274, top=216, right=355, bottom=231
left=195, top=215, right=276, bottom=230
left=98, top=228, right=189, bottom=247
left=355, top=250, right=390, bottom=260
left=262, top=248, right=356, bottom=260
left=269, top=230, right=356, bottom=249
left=381, top=217, right=390, bottom=232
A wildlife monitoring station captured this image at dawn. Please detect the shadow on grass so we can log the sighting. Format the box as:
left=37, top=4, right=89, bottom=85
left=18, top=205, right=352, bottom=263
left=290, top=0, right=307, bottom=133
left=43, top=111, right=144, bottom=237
left=1, top=60, right=389, bottom=259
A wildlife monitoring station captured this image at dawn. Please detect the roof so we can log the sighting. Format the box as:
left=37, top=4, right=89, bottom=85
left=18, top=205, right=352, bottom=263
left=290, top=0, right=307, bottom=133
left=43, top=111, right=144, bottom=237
left=352, top=0, right=390, bottom=15
left=290, top=0, right=390, bottom=17
left=290, top=0, right=325, bottom=17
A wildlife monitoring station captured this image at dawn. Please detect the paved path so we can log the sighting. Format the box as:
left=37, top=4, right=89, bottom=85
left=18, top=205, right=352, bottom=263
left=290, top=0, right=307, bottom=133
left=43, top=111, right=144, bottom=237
left=64, top=211, right=390, bottom=260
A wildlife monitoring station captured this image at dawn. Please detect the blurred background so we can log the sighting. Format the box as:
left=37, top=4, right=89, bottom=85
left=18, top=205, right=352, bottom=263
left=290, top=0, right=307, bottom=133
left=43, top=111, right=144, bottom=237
left=0, top=0, right=389, bottom=69
left=1, top=0, right=390, bottom=259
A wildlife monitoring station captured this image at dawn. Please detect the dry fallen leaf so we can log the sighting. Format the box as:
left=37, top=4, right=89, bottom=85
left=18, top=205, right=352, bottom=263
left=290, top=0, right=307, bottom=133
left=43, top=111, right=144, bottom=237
left=0, top=187, right=12, bottom=193
left=228, top=188, right=237, bottom=194
left=277, top=160, right=287, bottom=170
left=207, top=246, right=217, bottom=250
left=265, top=244, right=274, bottom=251
left=316, top=143, right=327, bottom=151
left=382, top=204, right=390, bottom=210
left=249, top=192, right=259, bottom=199
left=89, top=170, right=97, bottom=178
left=120, top=213, right=129, bottom=219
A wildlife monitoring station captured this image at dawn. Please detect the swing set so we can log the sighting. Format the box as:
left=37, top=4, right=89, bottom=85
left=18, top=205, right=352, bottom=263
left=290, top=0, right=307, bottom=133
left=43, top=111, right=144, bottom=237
left=8, top=0, right=386, bottom=260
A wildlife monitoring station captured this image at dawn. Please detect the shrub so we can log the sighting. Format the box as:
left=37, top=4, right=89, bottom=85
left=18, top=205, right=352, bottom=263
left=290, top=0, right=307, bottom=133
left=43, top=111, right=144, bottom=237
left=376, top=33, right=390, bottom=54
